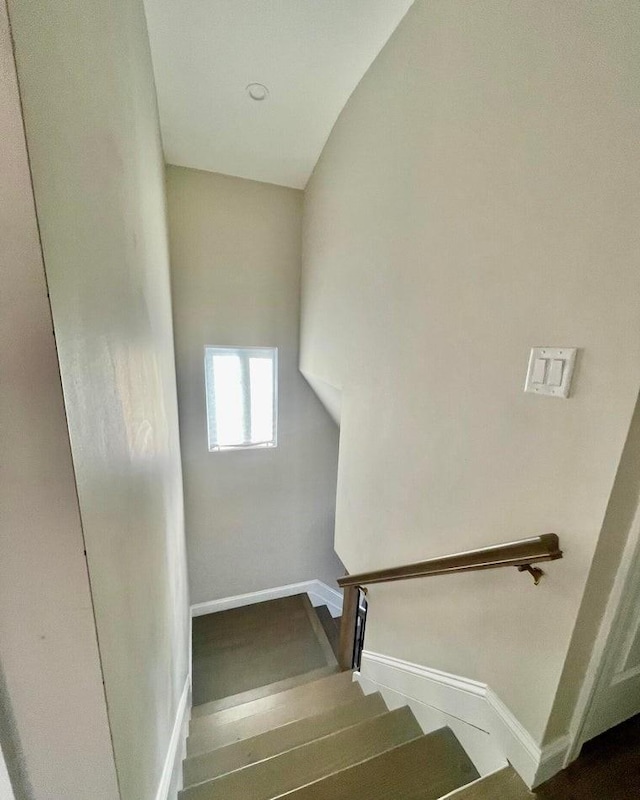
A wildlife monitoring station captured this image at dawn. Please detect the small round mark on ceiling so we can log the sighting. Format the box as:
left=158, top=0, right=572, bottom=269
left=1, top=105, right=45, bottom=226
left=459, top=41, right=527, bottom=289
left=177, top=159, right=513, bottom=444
left=246, top=82, right=269, bottom=102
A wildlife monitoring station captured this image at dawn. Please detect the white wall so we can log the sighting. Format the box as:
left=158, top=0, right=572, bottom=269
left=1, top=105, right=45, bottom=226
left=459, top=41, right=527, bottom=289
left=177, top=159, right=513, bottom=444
left=167, top=167, right=343, bottom=604
left=0, top=1, right=119, bottom=797
left=7, top=2, right=190, bottom=799
left=301, top=0, right=640, bottom=745
left=0, top=741, right=15, bottom=800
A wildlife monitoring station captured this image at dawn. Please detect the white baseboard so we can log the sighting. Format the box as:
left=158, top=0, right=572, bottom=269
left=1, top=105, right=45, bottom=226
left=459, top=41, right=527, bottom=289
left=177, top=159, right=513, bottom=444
left=154, top=676, right=191, bottom=800
left=306, top=581, right=343, bottom=617
left=356, top=650, right=568, bottom=788
left=190, top=580, right=343, bottom=620
left=535, top=734, right=572, bottom=786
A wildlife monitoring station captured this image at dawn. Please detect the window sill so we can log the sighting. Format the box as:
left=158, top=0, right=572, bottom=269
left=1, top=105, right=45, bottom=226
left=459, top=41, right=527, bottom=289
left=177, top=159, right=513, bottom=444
left=208, top=441, right=277, bottom=453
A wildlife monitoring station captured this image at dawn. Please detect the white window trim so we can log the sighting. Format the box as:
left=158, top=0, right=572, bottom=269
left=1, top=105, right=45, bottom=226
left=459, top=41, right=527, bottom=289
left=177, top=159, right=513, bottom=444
left=204, top=345, right=278, bottom=453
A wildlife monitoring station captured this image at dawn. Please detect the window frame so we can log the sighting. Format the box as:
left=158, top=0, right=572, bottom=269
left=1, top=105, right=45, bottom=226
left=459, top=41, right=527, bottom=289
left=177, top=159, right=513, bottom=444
left=203, top=345, right=278, bottom=453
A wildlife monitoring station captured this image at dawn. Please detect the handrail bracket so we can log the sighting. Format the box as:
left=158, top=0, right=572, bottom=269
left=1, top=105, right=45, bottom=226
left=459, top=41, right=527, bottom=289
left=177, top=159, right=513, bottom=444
left=517, top=564, right=544, bottom=585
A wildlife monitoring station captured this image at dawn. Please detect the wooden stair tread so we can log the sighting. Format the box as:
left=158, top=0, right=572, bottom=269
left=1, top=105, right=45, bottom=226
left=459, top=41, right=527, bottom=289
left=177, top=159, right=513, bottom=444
left=190, top=670, right=355, bottom=734
left=439, top=767, right=534, bottom=799
left=192, top=665, right=340, bottom=717
left=184, top=692, right=388, bottom=787
left=179, top=706, right=422, bottom=800
left=187, top=679, right=362, bottom=756
left=275, top=728, right=479, bottom=800
left=192, top=594, right=337, bottom=705
left=314, top=605, right=340, bottom=660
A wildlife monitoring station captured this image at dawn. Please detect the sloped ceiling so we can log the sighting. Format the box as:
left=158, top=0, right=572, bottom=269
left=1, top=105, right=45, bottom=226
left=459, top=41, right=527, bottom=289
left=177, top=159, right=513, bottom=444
left=143, top=0, right=414, bottom=188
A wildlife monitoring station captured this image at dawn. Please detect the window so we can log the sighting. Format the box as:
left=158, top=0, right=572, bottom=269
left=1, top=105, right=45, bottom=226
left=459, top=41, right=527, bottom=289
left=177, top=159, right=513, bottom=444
left=204, top=346, right=277, bottom=451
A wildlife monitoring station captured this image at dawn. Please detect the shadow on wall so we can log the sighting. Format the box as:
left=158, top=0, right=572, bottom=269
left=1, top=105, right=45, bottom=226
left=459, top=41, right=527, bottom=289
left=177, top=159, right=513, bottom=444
left=299, top=370, right=342, bottom=427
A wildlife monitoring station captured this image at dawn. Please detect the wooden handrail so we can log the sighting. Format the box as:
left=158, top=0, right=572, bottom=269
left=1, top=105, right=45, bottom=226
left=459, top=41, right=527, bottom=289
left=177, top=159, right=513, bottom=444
left=337, top=534, right=562, bottom=669
left=338, top=534, right=562, bottom=590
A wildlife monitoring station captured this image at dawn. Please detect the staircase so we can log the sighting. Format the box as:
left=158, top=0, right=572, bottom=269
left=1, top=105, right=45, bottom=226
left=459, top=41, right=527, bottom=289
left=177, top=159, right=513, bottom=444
left=182, top=596, right=534, bottom=800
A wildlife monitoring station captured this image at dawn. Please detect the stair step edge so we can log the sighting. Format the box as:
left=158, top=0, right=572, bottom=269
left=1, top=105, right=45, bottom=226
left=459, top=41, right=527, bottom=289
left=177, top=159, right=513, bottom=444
left=189, top=669, right=355, bottom=732
left=272, top=727, right=480, bottom=800
left=437, top=767, right=535, bottom=799
left=183, top=692, right=389, bottom=786
left=186, top=682, right=363, bottom=757
left=179, top=706, right=422, bottom=800
left=192, top=665, right=340, bottom=717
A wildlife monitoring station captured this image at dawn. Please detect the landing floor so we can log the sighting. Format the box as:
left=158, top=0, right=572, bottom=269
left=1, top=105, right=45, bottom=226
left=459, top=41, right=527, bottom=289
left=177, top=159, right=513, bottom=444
left=191, top=594, right=336, bottom=705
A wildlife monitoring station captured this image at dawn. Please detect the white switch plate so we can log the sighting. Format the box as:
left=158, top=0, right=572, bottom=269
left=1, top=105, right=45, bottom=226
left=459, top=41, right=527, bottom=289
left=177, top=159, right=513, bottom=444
left=525, top=347, right=577, bottom=398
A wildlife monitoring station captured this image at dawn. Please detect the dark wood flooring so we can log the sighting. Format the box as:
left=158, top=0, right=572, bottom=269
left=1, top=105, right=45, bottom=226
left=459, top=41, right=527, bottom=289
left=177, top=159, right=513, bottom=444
left=191, top=594, right=337, bottom=706
left=537, top=714, right=640, bottom=799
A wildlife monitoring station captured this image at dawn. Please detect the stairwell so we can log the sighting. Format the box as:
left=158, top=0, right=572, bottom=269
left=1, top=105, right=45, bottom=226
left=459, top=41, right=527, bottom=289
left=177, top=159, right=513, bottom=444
left=180, top=595, right=533, bottom=800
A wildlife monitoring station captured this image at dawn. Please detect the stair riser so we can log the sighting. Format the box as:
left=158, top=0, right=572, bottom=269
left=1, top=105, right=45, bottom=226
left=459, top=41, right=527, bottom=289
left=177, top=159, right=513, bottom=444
left=191, top=665, right=339, bottom=717
left=184, top=693, right=388, bottom=787
left=189, top=671, right=356, bottom=735
left=271, top=729, right=479, bottom=800
left=186, top=683, right=362, bottom=756
left=179, top=707, right=422, bottom=800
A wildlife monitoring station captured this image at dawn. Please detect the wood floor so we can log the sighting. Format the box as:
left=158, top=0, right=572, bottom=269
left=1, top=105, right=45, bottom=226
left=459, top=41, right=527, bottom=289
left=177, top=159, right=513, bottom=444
left=191, top=594, right=338, bottom=705
left=537, top=713, right=640, bottom=799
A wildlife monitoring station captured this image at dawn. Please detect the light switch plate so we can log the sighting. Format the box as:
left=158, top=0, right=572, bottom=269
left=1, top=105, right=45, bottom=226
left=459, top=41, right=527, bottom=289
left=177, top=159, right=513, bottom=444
left=525, top=347, right=577, bottom=398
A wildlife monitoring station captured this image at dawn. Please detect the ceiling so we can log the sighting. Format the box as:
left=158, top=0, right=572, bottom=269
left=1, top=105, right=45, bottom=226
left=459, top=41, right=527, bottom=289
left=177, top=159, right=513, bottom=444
left=143, top=1, right=414, bottom=189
